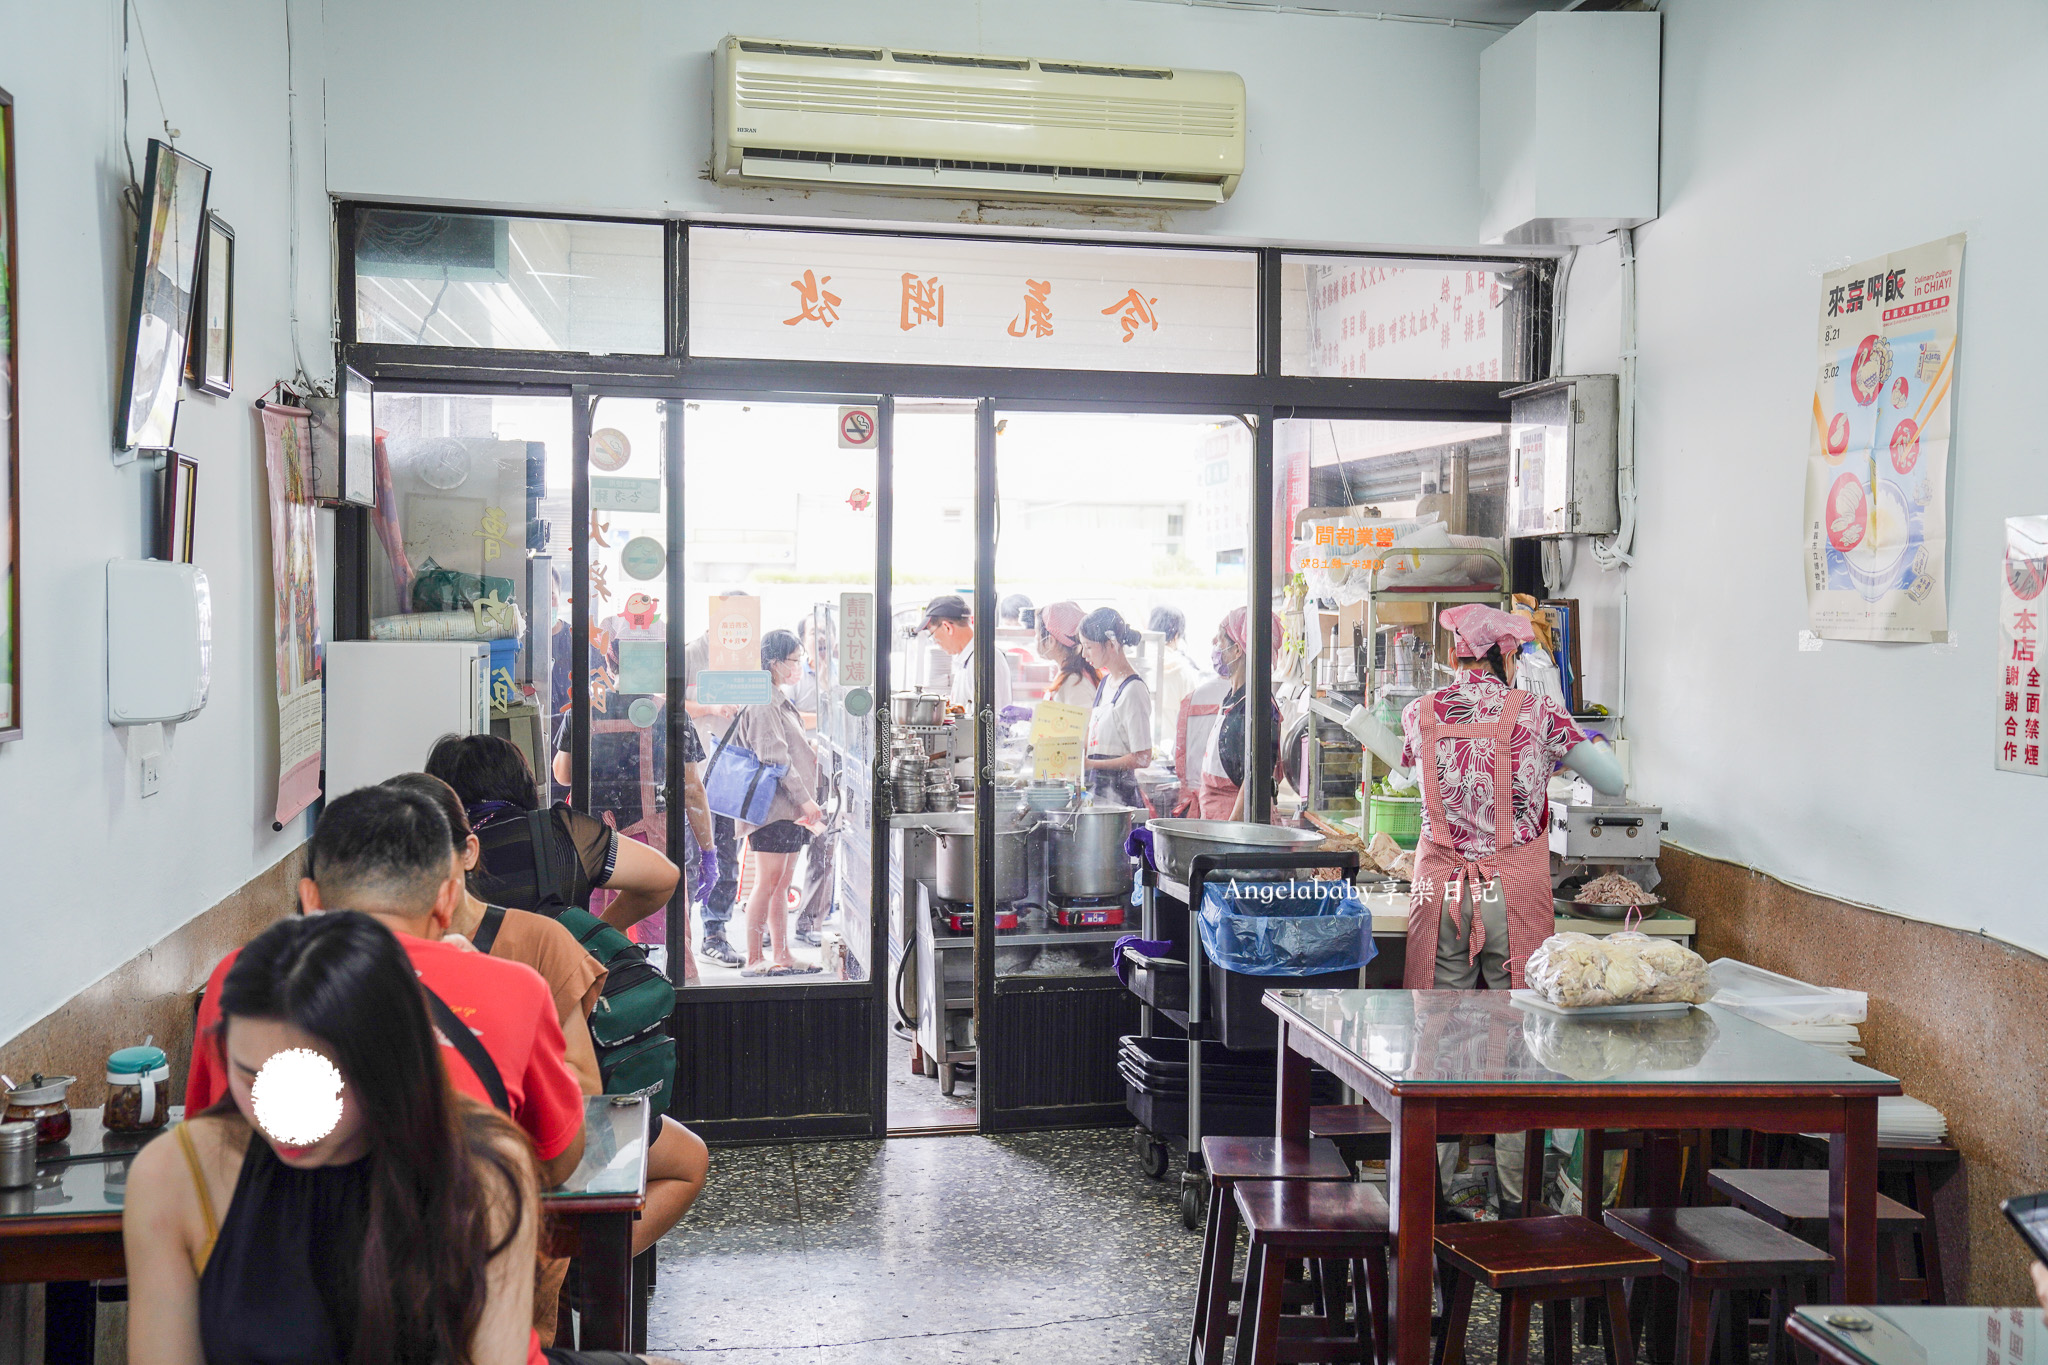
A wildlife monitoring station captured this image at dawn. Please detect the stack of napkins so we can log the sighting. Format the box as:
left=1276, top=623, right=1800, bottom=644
left=1877, top=1096, right=1948, bottom=1144
left=1769, top=1021, right=1864, bottom=1056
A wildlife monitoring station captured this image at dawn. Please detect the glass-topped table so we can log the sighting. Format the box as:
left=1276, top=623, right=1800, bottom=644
left=0, top=1097, right=650, bottom=1351
left=1787, top=1306, right=2047, bottom=1365
left=1267, top=990, right=1904, bottom=1365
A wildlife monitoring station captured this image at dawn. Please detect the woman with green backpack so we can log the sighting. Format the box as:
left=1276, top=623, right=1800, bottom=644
left=414, top=747, right=707, bottom=1260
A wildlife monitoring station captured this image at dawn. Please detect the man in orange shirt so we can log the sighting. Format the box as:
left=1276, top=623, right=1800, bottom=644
left=186, top=787, right=586, bottom=1187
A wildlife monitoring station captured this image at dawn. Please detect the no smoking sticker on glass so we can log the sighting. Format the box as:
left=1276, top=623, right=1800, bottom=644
left=837, top=405, right=878, bottom=449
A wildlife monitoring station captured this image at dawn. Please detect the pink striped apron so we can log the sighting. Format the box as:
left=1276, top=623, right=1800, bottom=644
left=1403, top=688, right=1554, bottom=991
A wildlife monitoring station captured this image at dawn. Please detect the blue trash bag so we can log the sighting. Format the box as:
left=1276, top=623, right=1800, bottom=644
left=1197, top=880, right=1376, bottom=977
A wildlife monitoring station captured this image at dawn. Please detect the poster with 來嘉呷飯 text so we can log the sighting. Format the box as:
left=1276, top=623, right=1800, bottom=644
left=1804, top=234, right=1963, bottom=642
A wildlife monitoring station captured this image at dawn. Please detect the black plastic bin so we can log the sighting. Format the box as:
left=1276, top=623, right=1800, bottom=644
left=1203, top=961, right=1363, bottom=1052
left=1118, top=1035, right=1339, bottom=1141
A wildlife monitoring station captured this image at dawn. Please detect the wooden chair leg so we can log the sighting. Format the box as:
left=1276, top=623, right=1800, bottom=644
left=1521, top=1130, right=1547, bottom=1216
left=1711, top=1288, right=1740, bottom=1365
left=1603, top=1283, right=1636, bottom=1365
left=1316, top=1258, right=1347, bottom=1335
left=1244, top=1243, right=1290, bottom=1365
left=1435, top=1270, right=1475, bottom=1365
left=1192, top=1178, right=1238, bottom=1365
left=1913, top=1166, right=1948, bottom=1305
left=1677, top=1281, right=1715, bottom=1365
left=1233, top=1243, right=1272, bottom=1365
left=1542, top=1299, right=1572, bottom=1365
left=1497, top=1290, right=1532, bottom=1365
left=1361, top=1250, right=1391, bottom=1365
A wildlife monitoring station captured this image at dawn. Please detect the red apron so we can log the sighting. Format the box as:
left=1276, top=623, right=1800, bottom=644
left=1403, top=688, right=1554, bottom=991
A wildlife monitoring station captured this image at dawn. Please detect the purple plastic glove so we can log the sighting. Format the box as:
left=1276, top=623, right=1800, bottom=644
left=1123, top=827, right=1157, bottom=872
left=694, top=847, right=718, bottom=903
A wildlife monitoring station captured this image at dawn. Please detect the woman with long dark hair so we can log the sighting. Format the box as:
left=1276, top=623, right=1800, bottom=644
left=1077, top=607, right=1152, bottom=808
left=427, top=733, right=680, bottom=934
left=123, top=911, right=673, bottom=1363
left=1033, top=600, right=1099, bottom=708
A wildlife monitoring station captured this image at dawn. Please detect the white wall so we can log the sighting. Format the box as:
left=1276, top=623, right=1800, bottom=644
left=319, top=0, right=1494, bottom=247
left=1558, top=0, right=2048, bottom=954
left=0, top=0, right=329, bottom=1043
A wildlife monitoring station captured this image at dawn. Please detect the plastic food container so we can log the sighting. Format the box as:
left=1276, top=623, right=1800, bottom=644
left=103, top=1045, right=172, bottom=1134
left=1706, top=959, right=1867, bottom=1026
left=3, top=1074, right=76, bottom=1144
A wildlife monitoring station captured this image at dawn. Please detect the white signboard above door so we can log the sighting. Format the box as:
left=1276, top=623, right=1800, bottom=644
left=688, top=226, right=1257, bottom=375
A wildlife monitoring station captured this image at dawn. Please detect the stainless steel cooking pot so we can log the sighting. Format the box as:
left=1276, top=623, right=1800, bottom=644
left=923, top=813, right=1031, bottom=904
left=1146, top=818, right=1326, bottom=882
left=892, top=691, right=945, bottom=727
left=1045, top=805, right=1136, bottom=898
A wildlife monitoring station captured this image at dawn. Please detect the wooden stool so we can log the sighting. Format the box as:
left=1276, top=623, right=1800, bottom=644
left=1311, top=1105, right=1393, bottom=1176
left=1789, top=1135, right=1959, bottom=1304
left=1603, top=1206, right=1834, bottom=1365
left=1232, top=1178, right=1393, bottom=1365
left=1189, top=1137, right=1355, bottom=1365
left=1434, top=1216, right=1659, bottom=1365
left=1707, top=1168, right=1930, bottom=1303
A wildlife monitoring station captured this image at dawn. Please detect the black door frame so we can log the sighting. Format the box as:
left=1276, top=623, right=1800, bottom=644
left=337, top=207, right=1545, bottom=1142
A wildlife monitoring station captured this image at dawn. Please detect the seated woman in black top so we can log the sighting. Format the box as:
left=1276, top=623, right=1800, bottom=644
left=123, top=911, right=670, bottom=1365
left=427, top=733, right=680, bottom=933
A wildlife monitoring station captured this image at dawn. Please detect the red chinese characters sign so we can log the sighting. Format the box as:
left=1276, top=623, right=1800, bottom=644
left=1998, top=515, right=2048, bottom=777
left=688, top=227, right=1256, bottom=374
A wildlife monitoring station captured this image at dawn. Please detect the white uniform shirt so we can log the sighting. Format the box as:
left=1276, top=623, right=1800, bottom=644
left=947, top=640, right=1012, bottom=712
left=1087, top=673, right=1153, bottom=761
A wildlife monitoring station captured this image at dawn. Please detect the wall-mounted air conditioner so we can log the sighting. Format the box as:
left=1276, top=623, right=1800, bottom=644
left=712, top=36, right=1245, bottom=207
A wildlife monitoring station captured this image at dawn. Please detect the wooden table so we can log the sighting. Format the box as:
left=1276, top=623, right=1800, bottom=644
left=1267, top=990, right=1903, bottom=1365
left=0, top=1097, right=649, bottom=1358
left=1786, top=1305, right=2044, bottom=1365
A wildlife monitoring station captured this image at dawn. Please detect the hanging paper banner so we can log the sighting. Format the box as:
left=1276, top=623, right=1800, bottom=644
left=1031, top=701, right=1087, bottom=784
left=1804, top=234, right=1963, bottom=642
left=1997, top=515, right=2048, bottom=777
left=260, top=402, right=324, bottom=823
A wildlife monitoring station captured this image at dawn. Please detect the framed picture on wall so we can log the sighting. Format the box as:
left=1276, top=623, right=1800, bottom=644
left=115, top=138, right=211, bottom=451
left=0, top=85, right=19, bottom=741
left=156, top=453, right=198, bottom=564
left=186, top=212, right=233, bottom=397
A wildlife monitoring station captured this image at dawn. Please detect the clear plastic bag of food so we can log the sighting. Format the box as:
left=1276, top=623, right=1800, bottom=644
left=1523, top=931, right=1713, bottom=1008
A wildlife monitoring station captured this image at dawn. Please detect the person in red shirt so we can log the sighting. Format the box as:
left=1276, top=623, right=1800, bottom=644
left=187, top=787, right=586, bottom=1188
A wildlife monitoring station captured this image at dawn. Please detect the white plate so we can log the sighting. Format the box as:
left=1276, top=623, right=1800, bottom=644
left=1509, top=990, right=1696, bottom=1019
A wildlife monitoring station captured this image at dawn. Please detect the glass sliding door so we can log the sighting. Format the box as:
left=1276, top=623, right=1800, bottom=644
left=657, top=395, right=886, bottom=1141
left=976, top=408, right=1250, bottom=1131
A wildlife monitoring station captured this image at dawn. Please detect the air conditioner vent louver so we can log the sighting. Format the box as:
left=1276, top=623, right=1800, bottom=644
left=743, top=147, right=1207, bottom=184
left=737, top=39, right=883, bottom=60
left=1037, top=62, right=1172, bottom=80
left=735, top=74, right=1238, bottom=137
left=890, top=50, right=1032, bottom=71
left=715, top=35, right=1244, bottom=207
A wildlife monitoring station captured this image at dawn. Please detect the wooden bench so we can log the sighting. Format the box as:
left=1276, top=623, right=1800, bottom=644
left=1232, top=1178, right=1394, bottom=1365
left=1434, top=1216, right=1659, bottom=1365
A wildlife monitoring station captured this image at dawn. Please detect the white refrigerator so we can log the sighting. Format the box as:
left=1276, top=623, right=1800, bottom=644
left=324, top=641, right=492, bottom=799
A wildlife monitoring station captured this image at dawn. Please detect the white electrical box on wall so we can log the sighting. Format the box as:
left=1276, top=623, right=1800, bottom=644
left=107, top=559, right=212, bottom=725
left=1503, top=375, right=1619, bottom=538
left=1479, top=11, right=1660, bottom=246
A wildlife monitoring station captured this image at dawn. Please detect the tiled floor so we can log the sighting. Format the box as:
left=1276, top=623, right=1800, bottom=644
left=646, top=1131, right=1639, bottom=1365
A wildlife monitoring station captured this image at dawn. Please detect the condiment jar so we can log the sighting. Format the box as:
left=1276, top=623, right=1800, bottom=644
left=3, top=1074, right=76, bottom=1144
left=0, top=1121, right=35, bottom=1189
left=103, top=1046, right=171, bottom=1133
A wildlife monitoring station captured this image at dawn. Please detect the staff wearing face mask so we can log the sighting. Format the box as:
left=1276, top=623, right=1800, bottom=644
left=1034, top=600, right=1100, bottom=708
left=1192, top=606, right=1284, bottom=821
left=721, top=629, right=824, bottom=976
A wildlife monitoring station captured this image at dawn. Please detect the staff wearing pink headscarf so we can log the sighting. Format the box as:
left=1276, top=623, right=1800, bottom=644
left=1397, top=604, right=1623, bottom=994
left=1192, top=606, right=1285, bottom=820
left=1034, top=601, right=1100, bottom=708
